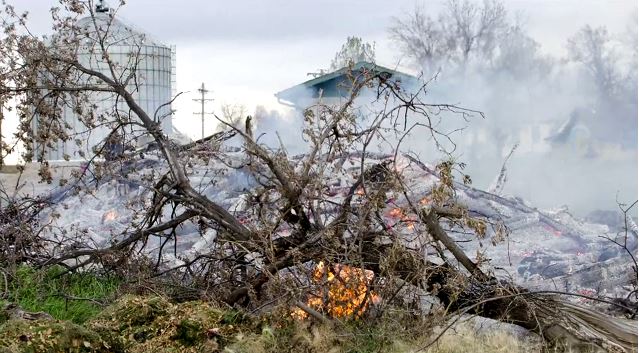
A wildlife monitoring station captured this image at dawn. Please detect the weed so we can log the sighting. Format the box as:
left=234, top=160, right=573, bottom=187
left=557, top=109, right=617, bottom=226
left=4, top=266, right=121, bottom=323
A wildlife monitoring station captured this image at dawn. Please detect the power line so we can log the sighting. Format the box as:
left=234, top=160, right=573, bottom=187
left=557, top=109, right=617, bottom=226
left=192, top=82, right=214, bottom=139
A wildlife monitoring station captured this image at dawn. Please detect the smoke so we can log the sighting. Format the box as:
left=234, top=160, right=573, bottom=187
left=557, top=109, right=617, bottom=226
left=238, top=8, right=637, bottom=217
left=252, top=105, right=308, bottom=155
left=391, top=15, right=638, bottom=217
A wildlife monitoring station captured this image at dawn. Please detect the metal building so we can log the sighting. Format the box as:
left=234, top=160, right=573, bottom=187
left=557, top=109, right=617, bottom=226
left=34, top=3, right=174, bottom=160
left=275, top=62, right=418, bottom=109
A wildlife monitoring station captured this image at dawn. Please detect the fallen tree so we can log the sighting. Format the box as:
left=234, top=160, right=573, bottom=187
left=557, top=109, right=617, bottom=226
left=0, top=1, right=636, bottom=352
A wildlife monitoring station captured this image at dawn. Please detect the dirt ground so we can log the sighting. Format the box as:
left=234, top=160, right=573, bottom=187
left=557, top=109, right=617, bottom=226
left=0, top=162, right=84, bottom=200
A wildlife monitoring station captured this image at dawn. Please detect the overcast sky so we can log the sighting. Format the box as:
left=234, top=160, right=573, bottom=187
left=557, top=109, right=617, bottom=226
left=9, top=0, right=638, bottom=139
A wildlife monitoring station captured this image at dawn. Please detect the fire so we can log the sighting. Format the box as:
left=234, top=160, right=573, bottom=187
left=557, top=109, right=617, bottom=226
left=388, top=208, right=404, bottom=218
left=102, top=209, right=118, bottom=223
left=387, top=207, right=417, bottom=231
left=292, top=261, right=380, bottom=320
left=355, top=188, right=365, bottom=196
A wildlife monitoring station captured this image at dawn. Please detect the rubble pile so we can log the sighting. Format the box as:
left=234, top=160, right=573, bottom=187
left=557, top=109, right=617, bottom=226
left=38, top=140, right=637, bottom=300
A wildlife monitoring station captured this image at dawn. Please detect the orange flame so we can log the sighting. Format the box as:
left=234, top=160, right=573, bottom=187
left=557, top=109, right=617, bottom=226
left=389, top=208, right=404, bottom=218
left=388, top=207, right=417, bottom=231
left=293, top=261, right=380, bottom=319
left=102, top=209, right=118, bottom=223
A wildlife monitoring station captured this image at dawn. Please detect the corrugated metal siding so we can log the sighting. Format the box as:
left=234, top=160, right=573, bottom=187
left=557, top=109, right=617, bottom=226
left=34, top=16, right=173, bottom=161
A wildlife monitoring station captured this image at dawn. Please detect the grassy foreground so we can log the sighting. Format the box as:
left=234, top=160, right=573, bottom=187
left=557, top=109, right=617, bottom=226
left=1, top=266, right=121, bottom=324
left=0, top=294, right=546, bottom=353
left=0, top=267, right=545, bottom=352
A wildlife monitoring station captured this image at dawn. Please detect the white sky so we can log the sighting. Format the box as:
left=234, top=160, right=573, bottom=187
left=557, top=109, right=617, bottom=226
left=4, top=0, right=638, bottom=140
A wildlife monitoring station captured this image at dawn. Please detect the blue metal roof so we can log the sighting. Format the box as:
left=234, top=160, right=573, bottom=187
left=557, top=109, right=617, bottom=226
left=275, top=61, right=419, bottom=106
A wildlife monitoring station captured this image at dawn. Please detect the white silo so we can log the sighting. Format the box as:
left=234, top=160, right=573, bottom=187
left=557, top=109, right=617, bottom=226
left=33, top=1, right=174, bottom=161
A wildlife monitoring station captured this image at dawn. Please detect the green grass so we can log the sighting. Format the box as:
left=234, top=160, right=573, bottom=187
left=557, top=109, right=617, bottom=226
left=0, top=293, right=548, bottom=353
left=3, top=266, right=121, bottom=324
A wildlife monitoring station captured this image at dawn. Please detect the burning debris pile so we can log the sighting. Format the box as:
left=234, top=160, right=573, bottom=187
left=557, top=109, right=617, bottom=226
left=1, top=124, right=635, bottom=351
left=13, top=134, right=632, bottom=351
left=37, top=143, right=636, bottom=301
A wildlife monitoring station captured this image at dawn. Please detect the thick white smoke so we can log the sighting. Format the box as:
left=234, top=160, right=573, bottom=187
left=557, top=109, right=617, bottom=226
left=396, top=30, right=637, bottom=216
left=240, top=7, right=637, bottom=218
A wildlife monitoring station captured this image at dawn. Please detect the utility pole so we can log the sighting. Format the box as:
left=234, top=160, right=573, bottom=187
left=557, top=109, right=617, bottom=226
left=192, top=82, right=214, bottom=139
